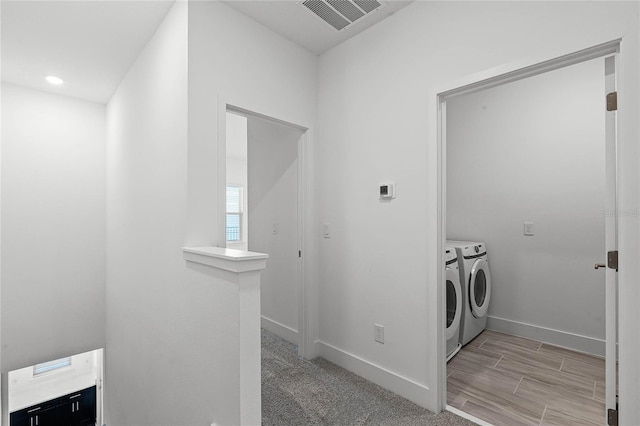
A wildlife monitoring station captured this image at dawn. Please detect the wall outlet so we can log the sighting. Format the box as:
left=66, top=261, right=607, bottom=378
left=374, top=324, right=384, bottom=344
left=524, top=222, right=534, bottom=236
left=379, top=182, right=396, bottom=200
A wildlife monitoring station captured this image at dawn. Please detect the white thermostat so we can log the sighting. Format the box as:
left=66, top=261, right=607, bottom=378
left=379, top=182, right=396, bottom=200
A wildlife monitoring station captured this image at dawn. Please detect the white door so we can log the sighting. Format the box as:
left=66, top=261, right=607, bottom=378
left=247, top=115, right=303, bottom=345
left=602, top=54, right=618, bottom=421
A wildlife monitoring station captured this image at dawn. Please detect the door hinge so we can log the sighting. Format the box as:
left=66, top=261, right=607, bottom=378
left=607, top=91, right=618, bottom=111
left=608, top=250, right=618, bottom=271
left=299, top=250, right=302, bottom=258
left=608, top=408, right=618, bottom=426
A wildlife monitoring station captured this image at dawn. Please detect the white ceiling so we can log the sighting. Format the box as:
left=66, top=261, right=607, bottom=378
left=223, top=0, right=413, bottom=55
left=1, top=1, right=411, bottom=104
left=1, top=1, right=174, bottom=104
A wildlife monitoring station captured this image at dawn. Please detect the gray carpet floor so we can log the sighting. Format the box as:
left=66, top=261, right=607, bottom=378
left=261, top=330, right=475, bottom=426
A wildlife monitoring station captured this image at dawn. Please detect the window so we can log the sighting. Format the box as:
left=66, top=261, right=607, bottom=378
left=34, top=357, right=71, bottom=375
left=226, top=185, right=243, bottom=242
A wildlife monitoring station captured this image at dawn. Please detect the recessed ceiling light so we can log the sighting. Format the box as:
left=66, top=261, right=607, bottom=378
left=45, top=75, right=64, bottom=86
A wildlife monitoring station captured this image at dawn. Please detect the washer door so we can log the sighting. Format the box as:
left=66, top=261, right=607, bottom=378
left=445, top=267, right=462, bottom=340
left=469, top=258, right=491, bottom=318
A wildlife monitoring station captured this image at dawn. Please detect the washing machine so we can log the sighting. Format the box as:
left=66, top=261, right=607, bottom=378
left=445, top=247, right=462, bottom=361
left=446, top=240, right=492, bottom=346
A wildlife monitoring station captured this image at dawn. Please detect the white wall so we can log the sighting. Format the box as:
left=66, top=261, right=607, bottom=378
left=8, top=349, right=99, bottom=413
left=1, top=83, right=106, bottom=373
left=106, top=3, right=227, bottom=425
left=247, top=116, right=302, bottom=342
left=105, top=1, right=317, bottom=425
left=187, top=0, right=316, bottom=246
left=447, top=58, right=606, bottom=353
left=187, top=0, right=318, bottom=359
left=316, top=0, right=639, bottom=415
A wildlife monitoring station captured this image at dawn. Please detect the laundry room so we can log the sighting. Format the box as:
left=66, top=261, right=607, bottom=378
left=445, top=56, right=610, bottom=424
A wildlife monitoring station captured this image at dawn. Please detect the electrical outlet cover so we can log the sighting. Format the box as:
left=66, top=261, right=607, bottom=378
left=379, top=182, right=395, bottom=199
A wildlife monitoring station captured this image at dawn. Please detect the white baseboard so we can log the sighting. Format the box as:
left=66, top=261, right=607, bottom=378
left=316, top=340, right=434, bottom=411
left=261, top=316, right=298, bottom=345
left=487, top=316, right=605, bottom=357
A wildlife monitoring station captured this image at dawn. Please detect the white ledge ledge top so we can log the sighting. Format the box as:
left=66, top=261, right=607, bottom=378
left=182, top=246, right=268, bottom=273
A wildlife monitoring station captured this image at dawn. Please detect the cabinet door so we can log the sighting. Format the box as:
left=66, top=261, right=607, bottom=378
left=68, top=386, right=96, bottom=426
left=10, top=405, right=58, bottom=426
left=36, top=405, right=61, bottom=425
left=9, top=408, right=28, bottom=426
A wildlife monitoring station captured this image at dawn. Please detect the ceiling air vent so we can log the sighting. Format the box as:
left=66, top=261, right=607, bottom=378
left=302, top=0, right=387, bottom=31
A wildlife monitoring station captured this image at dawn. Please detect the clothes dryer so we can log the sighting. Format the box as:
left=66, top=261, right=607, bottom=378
left=445, top=247, right=462, bottom=361
left=446, top=240, right=492, bottom=346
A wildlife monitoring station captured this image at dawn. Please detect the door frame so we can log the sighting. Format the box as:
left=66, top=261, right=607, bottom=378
left=217, top=100, right=311, bottom=358
left=429, top=39, right=623, bottom=415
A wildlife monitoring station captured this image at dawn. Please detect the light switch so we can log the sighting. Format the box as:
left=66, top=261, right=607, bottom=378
left=374, top=324, right=384, bottom=344
left=272, top=223, right=278, bottom=235
left=322, top=223, right=331, bottom=239
left=524, top=222, right=534, bottom=236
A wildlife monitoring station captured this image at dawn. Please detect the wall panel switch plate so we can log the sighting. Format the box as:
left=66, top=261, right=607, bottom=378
left=524, top=222, right=534, bottom=236
left=374, top=324, right=384, bottom=344
left=322, top=223, right=331, bottom=239
left=272, top=223, right=278, bottom=235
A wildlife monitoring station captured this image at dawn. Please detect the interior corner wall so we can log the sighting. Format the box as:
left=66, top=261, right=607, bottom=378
left=105, top=3, right=234, bottom=425
left=315, top=0, right=639, bottom=412
left=187, top=1, right=317, bottom=249
left=446, top=58, right=605, bottom=353
left=106, top=1, right=318, bottom=425
left=1, top=83, right=106, bottom=374
left=186, top=0, right=318, bottom=358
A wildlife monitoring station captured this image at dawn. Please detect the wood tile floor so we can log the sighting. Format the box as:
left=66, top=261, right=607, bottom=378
left=447, top=330, right=607, bottom=426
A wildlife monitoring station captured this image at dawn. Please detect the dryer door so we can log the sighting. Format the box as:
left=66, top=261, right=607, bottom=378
left=445, top=267, right=462, bottom=340
left=469, top=258, right=491, bottom=318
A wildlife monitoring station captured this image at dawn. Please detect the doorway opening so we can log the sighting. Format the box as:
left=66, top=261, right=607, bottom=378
left=436, top=41, right=620, bottom=425
left=222, top=105, right=308, bottom=356
left=7, top=349, right=104, bottom=426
